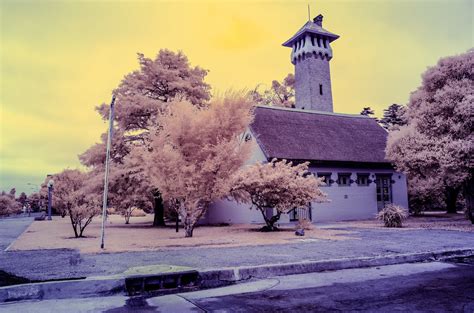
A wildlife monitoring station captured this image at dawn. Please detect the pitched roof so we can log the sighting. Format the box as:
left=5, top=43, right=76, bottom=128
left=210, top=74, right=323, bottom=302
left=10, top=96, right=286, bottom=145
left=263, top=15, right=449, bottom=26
left=282, top=20, right=339, bottom=47
left=249, top=106, right=390, bottom=165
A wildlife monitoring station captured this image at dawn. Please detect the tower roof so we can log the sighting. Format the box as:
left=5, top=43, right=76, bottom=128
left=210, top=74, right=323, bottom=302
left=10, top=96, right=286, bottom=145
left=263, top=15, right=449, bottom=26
left=282, top=14, right=339, bottom=47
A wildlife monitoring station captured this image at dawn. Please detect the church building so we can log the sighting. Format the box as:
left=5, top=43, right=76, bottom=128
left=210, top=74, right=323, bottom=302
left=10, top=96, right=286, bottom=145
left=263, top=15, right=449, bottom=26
left=203, top=14, right=409, bottom=224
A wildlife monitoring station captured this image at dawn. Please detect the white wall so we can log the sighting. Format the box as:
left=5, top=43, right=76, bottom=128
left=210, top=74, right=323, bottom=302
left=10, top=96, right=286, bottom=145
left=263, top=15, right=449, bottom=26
left=307, top=167, right=409, bottom=222
left=202, top=164, right=409, bottom=225
left=308, top=167, right=377, bottom=222
left=391, top=172, right=409, bottom=209
left=203, top=199, right=265, bottom=224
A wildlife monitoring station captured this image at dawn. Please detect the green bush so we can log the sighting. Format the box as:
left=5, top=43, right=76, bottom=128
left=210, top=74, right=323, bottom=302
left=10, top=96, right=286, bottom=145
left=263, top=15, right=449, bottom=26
left=376, top=204, right=409, bottom=228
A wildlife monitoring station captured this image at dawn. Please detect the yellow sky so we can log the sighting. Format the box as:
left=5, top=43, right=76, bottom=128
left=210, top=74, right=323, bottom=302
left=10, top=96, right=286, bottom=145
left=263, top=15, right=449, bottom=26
left=1, top=0, right=472, bottom=194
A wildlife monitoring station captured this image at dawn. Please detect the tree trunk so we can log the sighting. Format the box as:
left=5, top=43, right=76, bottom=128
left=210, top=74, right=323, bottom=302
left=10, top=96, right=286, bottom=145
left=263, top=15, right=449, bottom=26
left=445, top=187, right=459, bottom=214
left=259, top=208, right=281, bottom=231
left=463, top=177, right=474, bottom=224
left=73, top=225, right=79, bottom=238
left=153, top=193, right=166, bottom=227
left=184, top=217, right=194, bottom=237
left=124, top=208, right=132, bottom=224
left=69, top=213, right=79, bottom=238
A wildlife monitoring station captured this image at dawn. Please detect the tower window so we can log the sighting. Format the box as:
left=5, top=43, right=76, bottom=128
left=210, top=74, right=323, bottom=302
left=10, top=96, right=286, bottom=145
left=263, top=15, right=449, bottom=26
left=310, top=35, right=315, bottom=46
left=316, top=36, right=321, bottom=47
left=323, top=38, right=327, bottom=48
left=319, top=84, right=323, bottom=95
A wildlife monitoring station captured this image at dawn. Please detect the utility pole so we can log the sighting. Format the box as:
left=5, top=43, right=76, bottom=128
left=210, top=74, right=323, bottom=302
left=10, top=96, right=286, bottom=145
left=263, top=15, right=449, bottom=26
left=100, top=95, right=116, bottom=249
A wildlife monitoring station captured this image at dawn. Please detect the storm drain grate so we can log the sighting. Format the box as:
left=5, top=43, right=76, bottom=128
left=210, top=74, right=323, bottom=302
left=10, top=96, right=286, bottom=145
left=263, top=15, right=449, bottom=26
left=125, top=270, right=200, bottom=296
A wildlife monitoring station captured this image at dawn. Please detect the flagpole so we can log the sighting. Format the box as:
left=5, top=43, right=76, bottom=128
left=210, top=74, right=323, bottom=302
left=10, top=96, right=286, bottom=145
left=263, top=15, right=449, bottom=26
left=100, top=95, right=115, bottom=249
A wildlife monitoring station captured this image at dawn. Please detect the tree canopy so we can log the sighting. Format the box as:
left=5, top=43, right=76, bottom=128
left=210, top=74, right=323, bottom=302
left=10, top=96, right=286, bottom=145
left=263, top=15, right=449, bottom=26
left=379, top=104, right=407, bottom=130
left=360, top=107, right=375, bottom=117
left=80, top=50, right=212, bottom=226
left=250, top=73, right=295, bottom=108
left=231, top=159, right=327, bottom=231
left=386, top=50, right=473, bottom=214
left=81, top=49, right=211, bottom=168
left=51, top=169, right=101, bottom=237
left=146, top=92, right=254, bottom=237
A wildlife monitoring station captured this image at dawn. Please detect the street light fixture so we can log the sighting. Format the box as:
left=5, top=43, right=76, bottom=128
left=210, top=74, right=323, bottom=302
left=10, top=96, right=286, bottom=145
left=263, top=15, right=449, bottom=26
left=47, top=178, right=54, bottom=221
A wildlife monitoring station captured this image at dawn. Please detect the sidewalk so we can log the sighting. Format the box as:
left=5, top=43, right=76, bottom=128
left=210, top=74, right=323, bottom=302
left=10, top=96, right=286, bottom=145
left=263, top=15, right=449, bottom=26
left=1, top=225, right=473, bottom=282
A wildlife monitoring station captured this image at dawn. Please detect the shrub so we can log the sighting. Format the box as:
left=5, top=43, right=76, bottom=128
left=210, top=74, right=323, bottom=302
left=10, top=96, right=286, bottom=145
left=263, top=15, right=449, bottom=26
left=295, top=218, right=314, bottom=230
left=121, top=207, right=147, bottom=224
left=131, top=208, right=147, bottom=217
left=376, top=204, right=409, bottom=228
left=0, top=195, right=22, bottom=216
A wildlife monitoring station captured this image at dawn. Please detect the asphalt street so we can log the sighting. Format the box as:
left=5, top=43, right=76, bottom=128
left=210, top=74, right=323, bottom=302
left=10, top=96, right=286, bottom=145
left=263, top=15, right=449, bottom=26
left=1, top=258, right=473, bottom=312
left=0, top=216, right=34, bottom=251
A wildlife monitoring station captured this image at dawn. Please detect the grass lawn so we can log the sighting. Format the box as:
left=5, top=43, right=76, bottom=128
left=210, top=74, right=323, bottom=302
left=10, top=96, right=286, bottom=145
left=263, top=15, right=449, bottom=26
left=8, top=214, right=357, bottom=253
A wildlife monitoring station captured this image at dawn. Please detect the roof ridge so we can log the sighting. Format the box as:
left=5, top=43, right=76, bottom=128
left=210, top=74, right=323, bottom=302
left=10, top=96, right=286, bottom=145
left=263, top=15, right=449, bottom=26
left=255, top=105, right=371, bottom=119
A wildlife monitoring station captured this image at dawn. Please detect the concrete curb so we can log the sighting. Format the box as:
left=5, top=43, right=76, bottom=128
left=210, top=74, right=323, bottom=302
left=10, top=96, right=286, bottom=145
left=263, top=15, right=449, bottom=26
left=1, top=247, right=472, bottom=303
left=0, top=276, right=125, bottom=303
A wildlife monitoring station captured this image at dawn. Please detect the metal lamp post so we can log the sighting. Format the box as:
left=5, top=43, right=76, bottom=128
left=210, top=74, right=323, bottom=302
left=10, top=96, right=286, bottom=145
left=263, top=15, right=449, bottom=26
left=100, top=95, right=115, bottom=249
left=47, top=179, right=54, bottom=220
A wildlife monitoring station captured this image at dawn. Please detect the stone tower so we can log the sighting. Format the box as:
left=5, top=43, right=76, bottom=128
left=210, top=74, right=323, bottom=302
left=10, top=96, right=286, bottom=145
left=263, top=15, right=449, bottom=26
left=283, top=14, right=339, bottom=112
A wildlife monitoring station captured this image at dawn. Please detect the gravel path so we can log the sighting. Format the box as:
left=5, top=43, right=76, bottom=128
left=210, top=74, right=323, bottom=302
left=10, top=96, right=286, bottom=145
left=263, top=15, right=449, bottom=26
left=0, top=225, right=473, bottom=283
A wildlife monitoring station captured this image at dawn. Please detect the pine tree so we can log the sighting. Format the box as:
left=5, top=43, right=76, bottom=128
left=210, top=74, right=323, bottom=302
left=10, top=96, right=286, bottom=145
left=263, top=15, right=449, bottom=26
left=360, top=107, right=375, bottom=117
left=380, top=104, right=407, bottom=130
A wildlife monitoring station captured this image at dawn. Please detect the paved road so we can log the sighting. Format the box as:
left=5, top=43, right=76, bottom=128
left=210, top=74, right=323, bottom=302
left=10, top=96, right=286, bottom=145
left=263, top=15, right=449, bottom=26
left=185, top=259, right=474, bottom=313
left=0, top=216, right=34, bottom=251
left=2, top=259, right=473, bottom=312
left=1, top=225, right=473, bottom=282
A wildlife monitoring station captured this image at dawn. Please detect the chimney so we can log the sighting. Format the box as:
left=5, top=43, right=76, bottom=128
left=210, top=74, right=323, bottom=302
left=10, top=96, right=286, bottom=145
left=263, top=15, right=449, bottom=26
left=313, top=14, right=323, bottom=26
